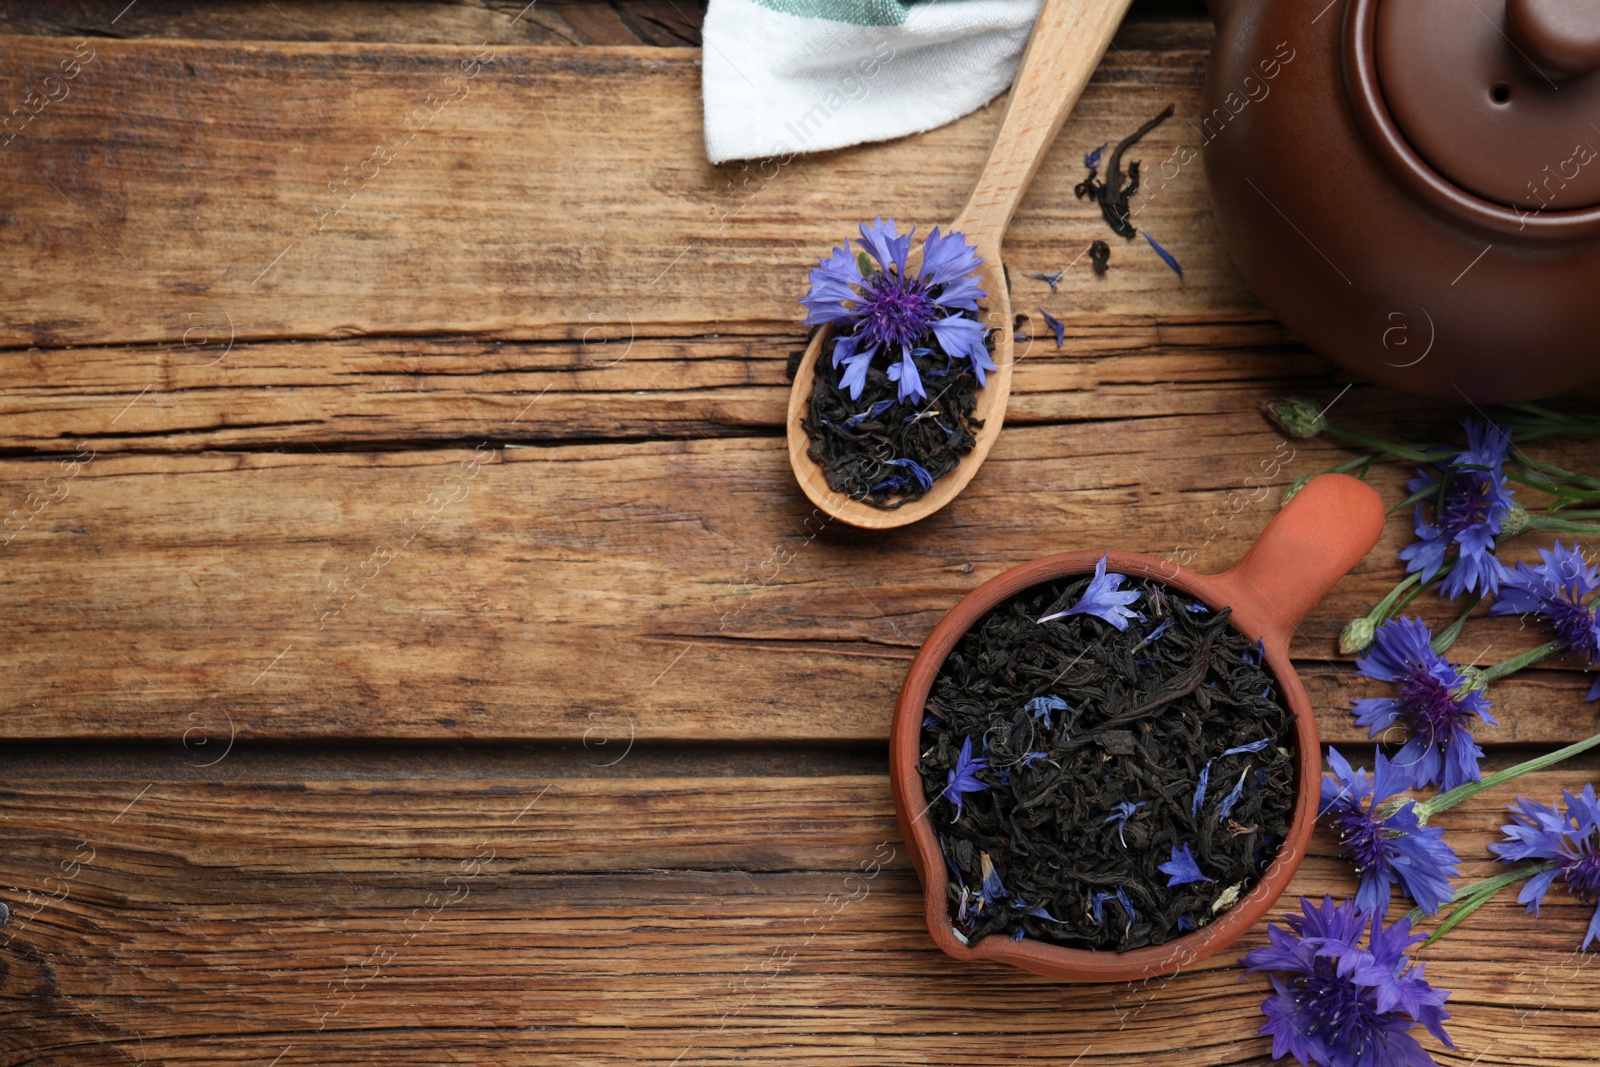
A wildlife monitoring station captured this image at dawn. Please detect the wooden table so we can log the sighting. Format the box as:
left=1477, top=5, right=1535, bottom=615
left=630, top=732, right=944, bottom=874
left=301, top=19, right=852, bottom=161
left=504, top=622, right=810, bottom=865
left=2, top=2, right=1597, bottom=1063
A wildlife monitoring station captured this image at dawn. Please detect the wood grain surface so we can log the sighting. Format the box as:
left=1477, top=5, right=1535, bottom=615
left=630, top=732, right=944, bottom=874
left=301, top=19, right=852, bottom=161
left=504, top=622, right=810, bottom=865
left=3, top=770, right=1599, bottom=1065
left=2, top=2, right=1598, bottom=1064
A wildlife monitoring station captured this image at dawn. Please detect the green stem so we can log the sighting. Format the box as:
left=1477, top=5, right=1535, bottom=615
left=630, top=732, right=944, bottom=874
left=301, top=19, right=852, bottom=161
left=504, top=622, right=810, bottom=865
left=1526, top=514, right=1600, bottom=536
left=1328, top=454, right=1376, bottom=476
left=1418, top=726, right=1600, bottom=819
left=1417, top=863, right=1557, bottom=947
left=1430, top=595, right=1481, bottom=655
left=1478, top=639, right=1567, bottom=683
left=1318, top=420, right=1450, bottom=464
left=1369, top=571, right=1423, bottom=622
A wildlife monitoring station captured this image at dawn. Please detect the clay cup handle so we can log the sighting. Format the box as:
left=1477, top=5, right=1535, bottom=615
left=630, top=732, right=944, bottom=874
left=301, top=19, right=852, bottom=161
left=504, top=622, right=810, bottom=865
left=1209, top=474, right=1386, bottom=646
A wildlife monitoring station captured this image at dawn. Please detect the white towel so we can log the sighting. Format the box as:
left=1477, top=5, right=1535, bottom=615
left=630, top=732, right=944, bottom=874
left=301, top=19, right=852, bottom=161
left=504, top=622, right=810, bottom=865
left=701, top=0, right=1044, bottom=164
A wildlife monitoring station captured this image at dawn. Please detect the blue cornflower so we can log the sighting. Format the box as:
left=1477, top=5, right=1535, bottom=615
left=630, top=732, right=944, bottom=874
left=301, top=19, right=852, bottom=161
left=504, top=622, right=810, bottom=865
left=1160, top=842, right=1213, bottom=887
left=1398, top=419, right=1514, bottom=599
left=1038, top=553, right=1142, bottom=631
left=1084, top=142, right=1107, bottom=169
left=1038, top=307, right=1065, bottom=348
left=1223, top=738, right=1271, bottom=758
left=1027, top=268, right=1065, bottom=292
left=1024, top=693, right=1070, bottom=730
left=1185, top=601, right=1211, bottom=614
left=801, top=218, right=992, bottom=401
left=1491, top=784, right=1600, bottom=949
left=1143, top=617, right=1172, bottom=643
left=1352, top=617, right=1495, bottom=791
left=1089, top=887, right=1136, bottom=934
left=942, top=736, right=988, bottom=818
left=1320, top=748, right=1459, bottom=916
left=1242, top=897, right=1454, bottom=1067
left=1490, top=540, right=1600, bottom=700
left=1102, top=800, right=1145, bottom=846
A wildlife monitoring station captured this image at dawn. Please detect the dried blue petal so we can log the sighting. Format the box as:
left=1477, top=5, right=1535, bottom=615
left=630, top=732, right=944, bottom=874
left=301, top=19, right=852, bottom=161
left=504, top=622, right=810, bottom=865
left=1221, top=738, right=1271, bottom=758
left=1142, top=230, right=1185, bottom=276
left=1039, top=307, right=1065, bottom=348
left=1089, top=887, right=1136, bottom=934
left=1218, top=768, right=1250, bottom=821
left=844, top=398, right=897, bottom=427
left=1184, top=601, right=1210, bottom=614
left=885, top=457, right=933, bottom=493
left=1192, top=761, right=1213, bottom=819
left=1102, top=800, right=1145, bottom=847
left=1027, top=269, right=1065, bottom=292
left=1024, top=694, right=1071, bottom=730
left=980, top=852, right=1005, bottom=906
left=1084, top=142, right=1107, bottom=169
left=941, top=736, right=988, bottom=818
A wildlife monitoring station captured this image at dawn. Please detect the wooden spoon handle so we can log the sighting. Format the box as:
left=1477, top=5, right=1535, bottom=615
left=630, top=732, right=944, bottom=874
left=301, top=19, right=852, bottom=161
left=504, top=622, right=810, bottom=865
left=953, top=0, right=1136, bottom=248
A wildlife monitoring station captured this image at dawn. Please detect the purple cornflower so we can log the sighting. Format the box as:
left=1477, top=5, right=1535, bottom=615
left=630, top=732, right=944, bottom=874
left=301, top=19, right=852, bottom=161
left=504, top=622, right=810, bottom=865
left=1352, top=617, right=1495, bottom=791
left=1242, top=897, right=1454, bottom=1067
left=1320, top=748, right=1459, bottom=915
left=942, top=736, right=988, bottom=819
left=1398, top=420, right=1514, bottom=599
left=801, top=218, right=991, bottom=402
left=1160, top=842, right=1213, bottom=887
left=1490, top=540, right=1600, bottom=700
left=1491, top=784, right=1600, bottom=949
left=1039, top=553, right=1141, bottom=631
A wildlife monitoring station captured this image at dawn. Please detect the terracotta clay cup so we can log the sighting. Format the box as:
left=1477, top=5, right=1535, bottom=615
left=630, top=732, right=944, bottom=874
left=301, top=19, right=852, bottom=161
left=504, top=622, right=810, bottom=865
left=889, top=474, right=1385, bottom=982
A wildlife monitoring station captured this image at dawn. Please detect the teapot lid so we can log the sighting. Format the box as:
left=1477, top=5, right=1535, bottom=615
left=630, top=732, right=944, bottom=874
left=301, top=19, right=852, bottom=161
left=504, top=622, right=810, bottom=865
left=1374, top=0, right=1600, bottom=211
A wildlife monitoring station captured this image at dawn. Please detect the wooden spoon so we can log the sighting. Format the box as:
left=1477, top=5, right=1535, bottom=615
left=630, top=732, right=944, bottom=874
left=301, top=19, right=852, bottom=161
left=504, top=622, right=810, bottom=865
left=786, top=0, right=1135, bottom=530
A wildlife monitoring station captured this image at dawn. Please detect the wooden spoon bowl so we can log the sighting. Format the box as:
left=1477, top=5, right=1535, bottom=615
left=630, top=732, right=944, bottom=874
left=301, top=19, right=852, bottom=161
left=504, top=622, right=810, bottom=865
left=786, top=0, right=1136, bottom=530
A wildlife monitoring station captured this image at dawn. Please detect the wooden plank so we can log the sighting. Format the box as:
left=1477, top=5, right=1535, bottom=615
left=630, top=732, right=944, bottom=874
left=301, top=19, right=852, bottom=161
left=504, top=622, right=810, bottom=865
left=0, top=1, right=705, bottom=47
left=2, top=430, right=1594, bottom=742
left=1, top=771, right=1595, bottom=1065
left=0, top=323, right=1342, bottom=453
left=0, top=33, right=1240, bottom=353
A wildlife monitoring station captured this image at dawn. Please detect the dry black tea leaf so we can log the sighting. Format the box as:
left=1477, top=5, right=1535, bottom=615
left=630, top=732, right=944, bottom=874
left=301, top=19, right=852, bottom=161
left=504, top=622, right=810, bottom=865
left=919, top=568, right=1296, bottom=952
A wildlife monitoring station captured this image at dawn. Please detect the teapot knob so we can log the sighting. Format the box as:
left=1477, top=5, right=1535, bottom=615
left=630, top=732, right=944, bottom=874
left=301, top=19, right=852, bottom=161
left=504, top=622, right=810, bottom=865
left=1507, top=0, right=1600, bottom=79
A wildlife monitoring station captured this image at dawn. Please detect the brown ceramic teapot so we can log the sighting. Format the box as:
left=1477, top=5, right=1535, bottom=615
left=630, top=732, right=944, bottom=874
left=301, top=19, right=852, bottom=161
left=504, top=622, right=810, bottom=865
left=1201, top=0, right=1600, bottom=401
